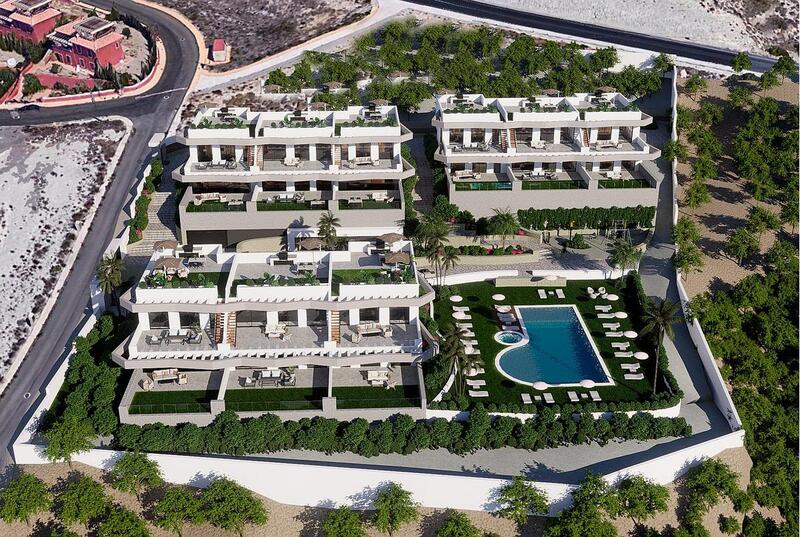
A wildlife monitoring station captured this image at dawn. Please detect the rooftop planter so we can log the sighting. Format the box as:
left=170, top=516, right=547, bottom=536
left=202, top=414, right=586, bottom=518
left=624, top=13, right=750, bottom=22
left=191, top=117, right=247, bottom=129
left=335, top=116, right=398, bottom=136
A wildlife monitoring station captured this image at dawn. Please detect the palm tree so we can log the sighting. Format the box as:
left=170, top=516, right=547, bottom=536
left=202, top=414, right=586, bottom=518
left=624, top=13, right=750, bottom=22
left=427, top=246, right=444, bottom=287
left=439, top=323, right=467, bottom=400
left=418, top=214, right=449, bottom=253
left=317, top=211, right=340, bottom=249
left=489, top=208, right=518, bottom=249
left=610, top=239, right=642, bottom=281
left=440, top=247, right=460, bottom=285
left=96, top=254, right=123, bottom=312
left=640, top=299, right=681, bottom=395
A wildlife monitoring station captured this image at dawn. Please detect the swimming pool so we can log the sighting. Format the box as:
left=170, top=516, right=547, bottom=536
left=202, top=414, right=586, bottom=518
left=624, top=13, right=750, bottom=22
left=495, top=305, right=613, bottom=387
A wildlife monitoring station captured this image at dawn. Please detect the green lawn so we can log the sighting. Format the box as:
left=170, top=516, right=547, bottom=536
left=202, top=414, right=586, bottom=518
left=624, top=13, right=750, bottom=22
left=129, top=390, right=214, bottom=414
left=521, top=180, right=585, bottom=190
left=185, top=201, right=246, bottom=212
left=428, top=279, right=671, bottom=409
left=225, top=387, right=326, bottom=411
left=332, top=385, right=421, bottom=409
left=598, top=179, right=652, bottom=189
left=256, top=201, right=318, bottom=211
left=338, top=199, right=401, bottom=210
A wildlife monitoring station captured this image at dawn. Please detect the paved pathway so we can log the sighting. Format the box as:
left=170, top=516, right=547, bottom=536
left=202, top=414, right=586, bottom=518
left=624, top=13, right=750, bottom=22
left=125, top=170, right=178, bottom=272
left=408, top=134, right=433, bottom=214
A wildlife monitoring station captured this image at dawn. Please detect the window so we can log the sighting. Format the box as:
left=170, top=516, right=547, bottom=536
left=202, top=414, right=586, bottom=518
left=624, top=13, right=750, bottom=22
left=316, top=145, right=331, bottom=163
left=449, top=129, right=463, bottom=144
left=389, top=308, right=409, bottom=324
left=560, top=127, right=572, bottom=144
left=599, top=161, right=614, bottom=171
left=79, top=59, right=85, bottom=68
left=516, top=128, right=532, bottom=144
left=236, top=311, right=268, bottom=327
left=197, top=145, right=212, bottom=162
left=360, top=308, right=379, bottom=322
left=294, top=145, right=309, bottom=160
left=540, top=128, right=555, bottom=143
left=179, top=312, right=200, bottom=329
left=597, top=127, right=612, bottom=141
left=306, top=309, right=327, bottom=326
left=88, top=62, right=94, bottom=70
left=220, top=145, right=235, bottom=161
left=148, top=312, right=169, bottom=330
left=278, top=310, right=298, bottom=325
left=378, top=142, right=393, bottom=160
left=55, top=53, right=62, bottom=63
left=263, top=144, right=285, bottom=161
left=355, top=143, right=370, bottom=158
left=472, top=162, right=487, bottom=173
left=470, top=128, right=485, bottom=143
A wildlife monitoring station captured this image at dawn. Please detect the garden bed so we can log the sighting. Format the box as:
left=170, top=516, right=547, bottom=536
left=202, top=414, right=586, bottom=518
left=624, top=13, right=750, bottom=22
left=129, top=390, right=214, bottom=414
left=225, top=387, right=326, bottom=411
left=332, top=385, right=421, bottom=409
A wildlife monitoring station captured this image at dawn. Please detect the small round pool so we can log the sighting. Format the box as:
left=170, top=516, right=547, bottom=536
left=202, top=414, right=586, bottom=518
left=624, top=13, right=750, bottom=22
left=494, top=331, right=524, bottom=345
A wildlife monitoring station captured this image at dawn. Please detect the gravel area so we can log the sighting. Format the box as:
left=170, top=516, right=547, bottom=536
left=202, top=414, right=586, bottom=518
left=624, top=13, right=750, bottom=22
left=675, top=76, right=798, bottom=297
left=155, top=0, right=371, bottom=71
left=478, top=0, right=797, bottom=56
left=0, top=121, right=126, bottom=382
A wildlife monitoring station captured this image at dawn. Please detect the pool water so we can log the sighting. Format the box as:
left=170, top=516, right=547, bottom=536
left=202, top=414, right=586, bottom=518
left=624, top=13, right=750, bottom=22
left=496, top=306, right=611, bottom=386
left=494, top=331, right=524, bottom=345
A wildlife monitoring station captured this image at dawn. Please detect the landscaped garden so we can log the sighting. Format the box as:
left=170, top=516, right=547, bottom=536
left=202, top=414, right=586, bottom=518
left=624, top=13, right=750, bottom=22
left=331, top=266, right=416, bottom=294
left=225, top=387, right=326, bottom=411
left=332, top=385, right=421, bottom=409
left=129, top=390, right=214, bottom=414
left=423, top=273, right=681, bottom=412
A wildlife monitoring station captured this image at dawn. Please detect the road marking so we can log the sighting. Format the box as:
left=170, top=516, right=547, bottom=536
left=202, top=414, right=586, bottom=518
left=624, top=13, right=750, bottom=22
left=135, top=88, right=187, bottom=100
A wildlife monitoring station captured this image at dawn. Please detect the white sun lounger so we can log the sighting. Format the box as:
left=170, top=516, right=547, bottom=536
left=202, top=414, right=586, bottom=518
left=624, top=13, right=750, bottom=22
left=452, top=306, right=470, bottom=312
left=498, top=313, right=516, bottom=322
left=624, top=373, right=645, bottom=381
left=568, top=391, right=579, bottom=402
left=586, top=287, right=595, bottom=295
left=595, top=305, right=613, bottom=312
left=606, top=331, right=624, bottom=337
left=589, top=390, right=602, bottom=401
left=469, top=390, right=490, bottom=398
left=456, top=323, right=473, bottom=329
left=611, top=342, right=630, bottom=350
left=538, top=289, right=548, bottom=299
left=521, top=393, right=532, bottom=405
left=598, top=287, right=606, bottom=295
left=615, top=351, right=634, bottom=358
left=543, top=393, right=555, bottom=404
left=597, top=313, right=616, bottom=319
left=466, top=367, right=485, bottom=377
left=501, top=325, right=519, bottom=331
left=602, top=323, right=621, bottom=330
left=466, top=379, right=486, bottom=387
left=453, top=312, right=472, bottom=320
left=555, top=288, right=566, bottom=299
left=460, top=339, right=479, bottom=346
left=621, top=363, right=640, bottom=371
left=464, top=347, right=481, bottom=355
left=460, top=330, right=476, bottom=338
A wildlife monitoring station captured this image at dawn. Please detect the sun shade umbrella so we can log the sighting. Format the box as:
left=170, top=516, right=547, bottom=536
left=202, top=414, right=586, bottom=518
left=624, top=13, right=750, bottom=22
left=449, top=295, right=463, bottom=303
left=580, top=379, right=596, bottom=388
left=384, top=251, right=411, bottom=265
left=370, top=99, right=389, bottom=106
left=542, top=88, right=560, bottom=97
left=154, top=257, right=183, bottom=271
left=596, top=85, right=616, bottom=93
left=634, top=351, right=649, bottom=360
left=533, top=381, right=549, bottom=391
left=153, top=239, right=178, bottom=251
left=624, top=330, right=638, bottom=339
left=298, top=237, right=324, bottom=250
left=614, top=311, right=629, bottom=319
left=378, top=232, right=405, bottom=244
left=492, top=294, right=506, bottom=301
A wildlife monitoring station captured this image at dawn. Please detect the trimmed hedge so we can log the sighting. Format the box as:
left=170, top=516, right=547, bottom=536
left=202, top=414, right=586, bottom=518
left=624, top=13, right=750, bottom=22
left=517, top=206, right=656, bottom=231
left=115, top=406, right=691, bottom=457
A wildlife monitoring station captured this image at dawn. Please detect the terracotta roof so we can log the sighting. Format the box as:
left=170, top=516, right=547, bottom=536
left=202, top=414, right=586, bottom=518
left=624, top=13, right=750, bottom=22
left=9, top=6, right=58, bottom=25
left=71, top=31, right=122, bottom=52
left=298, top=237, right=324, bottom=250
left=212, top=38, right=225, bottom=52
left=154, top=257, right=183, bottom=271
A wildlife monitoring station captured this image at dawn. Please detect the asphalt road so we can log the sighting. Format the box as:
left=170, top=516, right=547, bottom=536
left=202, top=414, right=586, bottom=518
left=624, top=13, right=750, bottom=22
left=0, top=0, right=198, bottom=468
left=405, top=0, right=778, bottom=72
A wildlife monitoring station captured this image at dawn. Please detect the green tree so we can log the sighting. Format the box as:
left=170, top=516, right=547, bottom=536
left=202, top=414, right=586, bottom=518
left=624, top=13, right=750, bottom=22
left=544, top=473, right=618, bottom=537
left=653, top=53, right=674, bottom=72
left=95, top=254, right=123, bottom=312
left=488, top=208, right=518, bottom=249
left=199, top=478, right=267, bottom=537
left=0, top=473, right=51, bottom=526
left=97, top=507, right=150, bottom=537
left=745, top=206, right=780, bottom=243
left=440, top=246, right=460, bottom=283
left=684, top=180, right=711, bottom=209
left=321, top=505, right=367, bottom=537
left=772, top=54, right=797, bottom=81
left=758, top=70, right=779, bottom=95
left=731, top=51, right=752, bottom=72
left=661, top=139, right=688, bottom=162
left=609, top=240, right=642, bottom=279
left=496, top=475, right=549, bottom=527
left=725, top=228, right=758, bottom=265
left=719, top=515, right=741, bottom=534
left=43, top=414, right=94, bottom=466
left=317, top=211, right=341, bottom=249
left=55, top=475, right=109, bottom=525
left=435, top=510, right=481, bottom=537
left=673, top=243, right=704, bottom=281
left=640, top=299, right=681, bottom=395
left=728, top=85, right=753, bottom=110
left=672, top=216, right=701, bottom=245
left=684, top=74, right=707, bottom=100
left=591, top=47, right=619, bottom=72
left=691, top=154, right=716, bottom=180
left=22, top=73, right=44, bottom=96
left=615, top=476, right=669, bottom=526
left=372, top=482, right=419, bottom=535
left=153, top=486, right=202, bottom=536
left=109, top=452, right=163, bottom=500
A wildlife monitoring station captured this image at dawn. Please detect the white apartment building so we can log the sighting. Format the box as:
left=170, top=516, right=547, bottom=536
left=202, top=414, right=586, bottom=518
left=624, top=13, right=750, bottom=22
left=173, top=104, right=414, bottom=249
left=432, top=92, right=662, bottom=218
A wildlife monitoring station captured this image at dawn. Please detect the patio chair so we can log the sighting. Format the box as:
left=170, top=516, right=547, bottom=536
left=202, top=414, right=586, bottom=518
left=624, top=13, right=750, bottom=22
left=464, top=347, right=480, bottom=355
left=598, top=287, right=606, bottom=295
left=589, top=391, right=602, bottom=402
left=624, top=373, right=644, bottom=381
left=543, top=393, right=555, bottom=404
left=538, top=289, right=547, bottom=299
left=469, top=390, right=489, bottom=398
left=521, top=393, right=533, bottom=405
left=460, top=339, right=479, bottom=346
left=186, top=331, right=202, bottom=344
left=460, top=330, right=476, bottom=338
left=465, top=367, right=485, bottom=377
left=555, top=289, right=566, bottom=299
left=568, top=391, right=579, bottom=402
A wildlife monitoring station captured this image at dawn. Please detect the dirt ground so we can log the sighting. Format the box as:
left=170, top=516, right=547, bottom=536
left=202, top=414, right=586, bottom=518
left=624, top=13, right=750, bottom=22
left=4, top=448, right=780, bottom=536
left=154, top=0, right=371, bottom=71
left=675, top=76, right=798, bottom=298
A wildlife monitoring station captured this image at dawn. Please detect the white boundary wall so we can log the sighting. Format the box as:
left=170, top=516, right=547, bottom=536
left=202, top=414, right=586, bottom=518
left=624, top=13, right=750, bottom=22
left=439, top=268, right=630, bottom=286
left=668, top=68, right=743, bottom=431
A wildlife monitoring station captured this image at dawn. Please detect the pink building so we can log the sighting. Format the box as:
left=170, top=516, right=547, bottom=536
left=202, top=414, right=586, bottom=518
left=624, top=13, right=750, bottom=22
left=50, top=16, right=124, bottom=72
left=0, top=0, right=62, bottom=43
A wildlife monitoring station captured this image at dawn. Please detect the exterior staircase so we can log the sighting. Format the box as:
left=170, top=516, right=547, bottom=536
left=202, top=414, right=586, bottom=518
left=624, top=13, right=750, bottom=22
left=225, top=312, right=237, bottom=347
left=329, top=311, right=341, bottom=343
left=214, top=313, right=224, bottom=344
left=499, top=129, right=508, bottom=152
left=126, top=171, right=179, bottom=267
left=509, top=128, right=517, bottom=149
left=582, top=129, right=590, bottom=146
left=333, top=145, right=342, bottom=168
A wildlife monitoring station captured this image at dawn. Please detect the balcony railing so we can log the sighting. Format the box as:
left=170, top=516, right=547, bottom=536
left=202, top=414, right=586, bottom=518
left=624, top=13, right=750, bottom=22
left=338, top=199, right=401, bottom=210
left=186, top=200, right=247, bottom=212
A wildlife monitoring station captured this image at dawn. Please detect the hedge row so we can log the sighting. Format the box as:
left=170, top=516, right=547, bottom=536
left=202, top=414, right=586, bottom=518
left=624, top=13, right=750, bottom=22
left=517, top=205, right=656, bottom=231
left=115, top=406, right=691, bottom=457
left=127, top=158, right=163, bottom=244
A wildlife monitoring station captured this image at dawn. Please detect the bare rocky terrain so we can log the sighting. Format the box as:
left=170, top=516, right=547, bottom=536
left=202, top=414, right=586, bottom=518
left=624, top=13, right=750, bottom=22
left=154, top=0, right=372, bottom=70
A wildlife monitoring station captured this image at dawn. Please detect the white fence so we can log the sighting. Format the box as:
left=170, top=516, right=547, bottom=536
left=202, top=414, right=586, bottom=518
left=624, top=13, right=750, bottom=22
left=668, top=67, right=742, bottom=431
